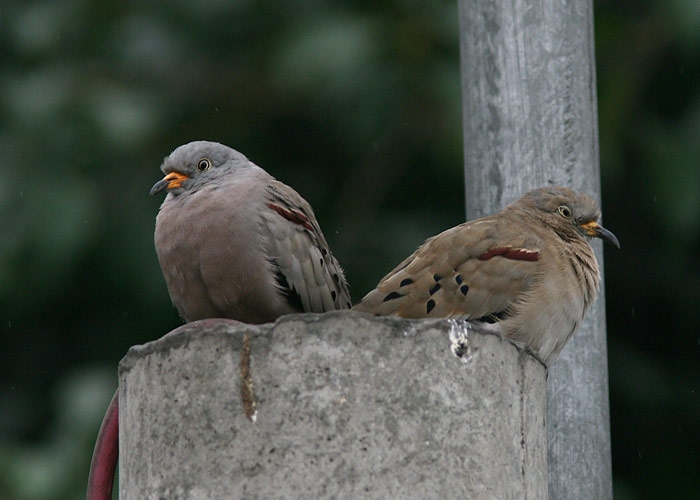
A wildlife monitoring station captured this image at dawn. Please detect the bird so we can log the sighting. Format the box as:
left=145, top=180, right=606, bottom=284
left=149, top=140, right=352, bottom=324
left=87, top=141, right=352, bottom=500
left=352, top=186, right=619, bottom=367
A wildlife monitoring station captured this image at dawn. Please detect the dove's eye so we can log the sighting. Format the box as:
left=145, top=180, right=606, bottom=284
left=557, top=205, right=573, bottom=219
left=197, top=158, right=212, bottom=172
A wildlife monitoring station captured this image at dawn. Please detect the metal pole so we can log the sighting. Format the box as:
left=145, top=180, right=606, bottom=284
left=457, top=1, right=613, bottom=499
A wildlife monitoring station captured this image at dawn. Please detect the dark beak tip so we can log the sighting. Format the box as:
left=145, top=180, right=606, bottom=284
left=149, top=179, right=168, bottom=197
left=599, top=227, right=620, bottom=249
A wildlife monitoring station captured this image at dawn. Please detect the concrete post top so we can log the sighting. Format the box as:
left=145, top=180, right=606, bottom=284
left=120, top=311, right=545, bottom=374
left=119, top=311, right=548, bottom=499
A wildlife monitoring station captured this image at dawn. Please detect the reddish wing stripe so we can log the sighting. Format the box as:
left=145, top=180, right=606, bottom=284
left=267, top=203, right=314, bottom=231
left=477, top=247, right=540, bottom=262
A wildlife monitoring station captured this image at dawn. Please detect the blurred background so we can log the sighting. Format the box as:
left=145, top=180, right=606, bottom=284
left=1, top=0, right=698, bottom=498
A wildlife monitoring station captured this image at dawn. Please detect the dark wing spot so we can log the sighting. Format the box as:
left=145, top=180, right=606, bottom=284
left=331, top=290, right=337, bottom=301
left=426, top=299, right=436, bottom=314
left=429, top=283, right=441, bottom=295
left=321, top=248, right=328, bottom=256
left=333, top=274, right=340, bottom=283
left=433, top=273, right=442, bottom=282
left=383, top=291, right=404, bottom=302
left=455, top=274, right=464, bottom=285
left=400, top=278, right=414, bottom=287
left=272, top=263, right=304, bottom=312
left=346, top=301, right=353, bottom=308
left=460, top=285, right=469, bottom=296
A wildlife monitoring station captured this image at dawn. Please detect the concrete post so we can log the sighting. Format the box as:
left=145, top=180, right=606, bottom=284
left=457, top=1, right=613, bottom=499
left=119, top=313, right=547, bottom=499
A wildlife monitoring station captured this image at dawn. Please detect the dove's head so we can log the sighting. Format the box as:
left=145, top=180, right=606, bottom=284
left=150, top=141, right=254, bottom=197
left=516, top=186, right=620, bottom=249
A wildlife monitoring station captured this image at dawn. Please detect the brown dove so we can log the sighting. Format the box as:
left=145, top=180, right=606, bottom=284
left=352, top=186, right=619, bottom=366
left=149, top=140, right=352, bottom=323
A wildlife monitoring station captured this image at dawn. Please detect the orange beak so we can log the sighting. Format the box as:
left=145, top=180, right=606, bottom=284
left=149, top=172, right=190, bottom=196
left=580, top=220, right=620, bottom=248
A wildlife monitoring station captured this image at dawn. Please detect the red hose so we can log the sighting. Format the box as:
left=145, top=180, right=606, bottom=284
left=86, top=390, right=119, bottom=500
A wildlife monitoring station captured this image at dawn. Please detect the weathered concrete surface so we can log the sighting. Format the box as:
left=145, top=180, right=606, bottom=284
left=119, top=312, right=546, bottom=499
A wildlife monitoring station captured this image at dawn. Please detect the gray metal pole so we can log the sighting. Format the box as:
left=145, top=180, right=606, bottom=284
left=457, top=1, right=612, bottom=499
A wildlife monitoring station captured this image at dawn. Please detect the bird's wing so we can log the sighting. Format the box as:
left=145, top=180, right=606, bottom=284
left=352, top=217, right=542, bottom=320
left=261, top=180, right=352, bottom=314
